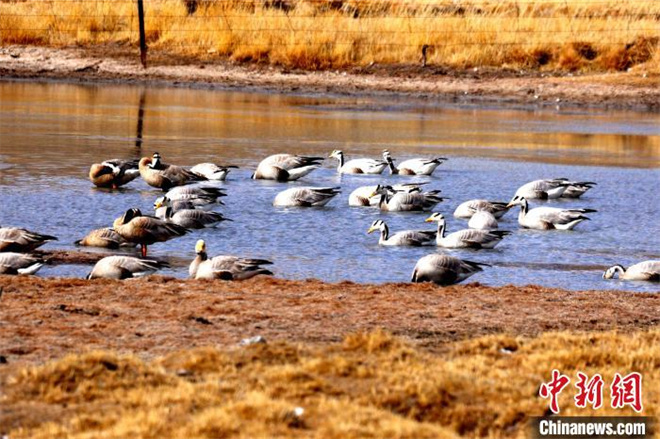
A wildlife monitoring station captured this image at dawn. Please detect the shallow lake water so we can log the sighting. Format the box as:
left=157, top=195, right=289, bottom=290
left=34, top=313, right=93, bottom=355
left=0, top=81, right=659, bottom=292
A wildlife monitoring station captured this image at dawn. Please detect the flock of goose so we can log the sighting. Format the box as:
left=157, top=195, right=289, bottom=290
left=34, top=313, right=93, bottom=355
left=1, top=150, right=658, bottom=285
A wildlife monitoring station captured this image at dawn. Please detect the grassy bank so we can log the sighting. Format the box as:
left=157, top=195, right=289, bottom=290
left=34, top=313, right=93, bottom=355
left=3, top=329, right=658, bottom=438
left=1, top=0, right=659, bottom=72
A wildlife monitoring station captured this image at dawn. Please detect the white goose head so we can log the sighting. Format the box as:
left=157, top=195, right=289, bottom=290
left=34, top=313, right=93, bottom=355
left=328, top=149, right=344, bottom=160
left=367, top=219, right=386, bottom=234
left=603, top=264, right=625, bottom=279
left=151, top=152, right=162, bottom=168
left=506, top=195, right=528, bottom=212
left=425, top=212, right=445, bottom=224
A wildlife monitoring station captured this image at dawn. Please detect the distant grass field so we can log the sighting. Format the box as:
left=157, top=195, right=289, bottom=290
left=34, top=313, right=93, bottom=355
left=4, top=329, right=658, bottom=438
left=0, top=0, right=658, bottom=72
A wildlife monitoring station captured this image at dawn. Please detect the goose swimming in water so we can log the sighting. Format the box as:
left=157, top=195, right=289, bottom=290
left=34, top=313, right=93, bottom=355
left=453, top=199, right=511, bottom=219
left=164, top=186, right=226, bottom=208
left=559, top=179, right=597, bottom=198
left=113, top=208, right=188, bottom=257
left=0, top=252, right=44, bottom=275
left=372, top=185, right=445, bottom=212
left=252, top=154, right=323, bottom=181
left=367, top=219, right=435, bottom=246
left=190, top=163, right=238, bottom=181
left=348, top=183, right=428, bottom=207
left=87, top=256, right=169, bottom=279
left=329, top=150, right=387, bottom=174
left=411, top=254, right=488, bottom=286
left=603, top=261, right=660, bottom=282
left=468, top=211, right=499, bottom=230
left=514, top=178, right=576, bottom=199
left=155, top=205, right=229, bottom=229
left=139, top=152, right=206, bottom=190
left=506, top=196, right=596, bottom=230
left=89, top=159, right=140, bottom=189
left=425, top=213, right=510, bottom=249
left=382, top=150, right=447, bottom=176
left=189, top=240, right=274, bottom=280
left=273, top=187, right=341, bottom=207
left=0, top=227, right=57, bottom=252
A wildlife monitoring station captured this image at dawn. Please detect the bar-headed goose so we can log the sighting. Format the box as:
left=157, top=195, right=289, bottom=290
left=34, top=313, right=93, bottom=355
left=506, top=196, right=596, bottom=230
left=189, top=240, right=273, bottom=280
left=468, top=211, right=499, bottom=230
left=164, top=186, right=226, bottom=207
left=113, top=208, right=188, bottom=257
left=367, top=219, right=435, bottom=246
left=382, top=150, right=447, bottom=176
left=329, top=150, right=387, bottom=174
left=190, top=163, right=238, bottom=181
left=154, top=204, right=229, bottom=229
left=139, top=152, right=206, bottom=190
left=514, top=178, right=572, bottom=199
left=425, top=213, right=510, bottom=249
left=372, top=185, right=445, bottom=212
left=87, top=256, right=169, bottom=279
left=411, top=254, right=488, bottom=286
left=560, top=180, right=597, bottom=198
left=453, top=199, right=511, bottom=219
left=0, top=227, right=57, bottom=252
left=75, top=228, right=136, bottom=249
left=273, top=187, right=341, bottom=207
left=349, top=183, right=428, bottom=207
left=0, top=252, right=44, bottom=275
left=89, top=159, right=140, bottom=189
left=603, top=261, right=660, bottom=282
left=252, top=154, right=323, bottom=181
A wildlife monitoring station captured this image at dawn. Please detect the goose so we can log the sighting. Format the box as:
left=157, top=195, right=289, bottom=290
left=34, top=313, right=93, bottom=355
left=189, top=239, right=273, bottom=280
left=367, top=219, right=435, bottom=246
left=453, top=199, right=511, bottom=219
left=164, top=186, right=226, bottom=207
left=514, top=178, right=571, bottom=199
left=372, top=185, right=445, bottom=212
left=113, top=208, right=188, bottom=257
left=89, top=159, right=140, bottom=189
left=154, top=205, right=229, bottom=229
left=273, top=187, right=341, bottom=207
left=425, top=213, right=510, bottom=249
left=0, top=227, right=58, bottom=252
left=86, top=256, right=169, bottom=279
left=411, top=254, right=488, bottom=286
left=0, top=252, right=44, bottom=275
left=468, top=211, right=499, bottom=230
left=506, top=196, right=596, bottom=230
left=75, top=228, right=136, bottom=249
left=560, top=180, right=597, bottom=198
left=252, top=154, right=323, bottom=181
left=190, top=163, right=238, bottom=181
left=603, top=261, right=660, bottom=282
left=349, top=183, right=428, bottom=207
left=329, top=150, right=387, bottom=174
left=382, top=150, right=447, bottom=176
left=139, top=152, right=206, bottom=190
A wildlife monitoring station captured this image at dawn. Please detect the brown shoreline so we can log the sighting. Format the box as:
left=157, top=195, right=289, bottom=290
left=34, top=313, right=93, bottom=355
left=1, top=275, right=658, bottom=367
left=1, top=45, right=659, bottom=112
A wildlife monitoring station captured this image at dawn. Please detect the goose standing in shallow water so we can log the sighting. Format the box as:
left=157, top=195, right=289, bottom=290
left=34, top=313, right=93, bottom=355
left=329, top=150, right=387, bottom=174
left=382, top=150, right=447, bottom=176
left=252, top=154, right=323, bottom=181
left=468, top=211, right=499, bottom=230
left=139, top=152, right=206, bottom=190
left=603, top=261, right=660, bottom=281
left=506, top=196, right=596, bottom=230
left=425, top=213, right=510, bottom=249
left=411, top=254, right=488, bottom=286
left=89, top=159, right=140, bottom=189
left=189, top=240, right=273, bottom=280
left=87, top=256, right=169, bottom=279
left=0, top=252, right=44, bottom=275
left=367, top=219, right=435, bottom=246
left=113, top=208, right=188, bottom=257
left=453, top=199, right=511, bottom=219
left=190, top=163, right=238, bottom=181
left=273, top=187, right=341, bottom=207
left=373, top=185, right=445, bottom=212
left=0, top=227, right=57, bottom=252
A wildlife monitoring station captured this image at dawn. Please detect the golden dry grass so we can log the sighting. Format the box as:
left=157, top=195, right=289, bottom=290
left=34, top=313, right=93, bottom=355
left=0, top=0, right=659, bottom=72
left=3, top=329, right=659, bottom=438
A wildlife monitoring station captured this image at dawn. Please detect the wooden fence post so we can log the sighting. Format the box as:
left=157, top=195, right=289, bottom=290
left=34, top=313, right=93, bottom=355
left=137, top=0, right=147, bottom=68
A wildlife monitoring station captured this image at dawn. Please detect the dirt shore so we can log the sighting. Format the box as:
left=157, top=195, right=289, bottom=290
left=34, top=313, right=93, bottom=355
left=1, top=45, right=659, bottom=111
left=1, top=275, right=659, bottom=366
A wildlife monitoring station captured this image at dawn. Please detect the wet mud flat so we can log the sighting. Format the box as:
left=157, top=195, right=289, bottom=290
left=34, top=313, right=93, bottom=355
left=1, top=275, right=659, bottom=366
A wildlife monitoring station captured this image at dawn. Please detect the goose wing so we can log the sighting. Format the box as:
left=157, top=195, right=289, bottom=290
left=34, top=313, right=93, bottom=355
left=263, top=154, right=324, bottom=170
left=448, top=229, right=510, bottom=248
left=531, top=207, right=596, bottom=225
left=0, top=227, right=58, bottom=252
left=385, top=192, right=444, bottom=211
left=170, top=209, right=229, bottom=228
left=206, top=256, right=274, bottom=280
left=389, top=230, right=436, bottom=245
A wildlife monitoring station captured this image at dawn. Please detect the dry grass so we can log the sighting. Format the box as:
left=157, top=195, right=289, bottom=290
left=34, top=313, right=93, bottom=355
left=3, top=329, right=659, bottom=438
left=0, top=0, right=659, bottom=72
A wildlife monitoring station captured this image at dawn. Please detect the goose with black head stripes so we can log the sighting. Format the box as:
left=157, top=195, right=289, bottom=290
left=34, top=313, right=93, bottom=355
left=425, top=213, right=511, bottom=249
left=382, top=150, right=447, bottom=176
left=367, top=219, right=435, bottom=246
left=506, top=195, right=596, bottom=230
